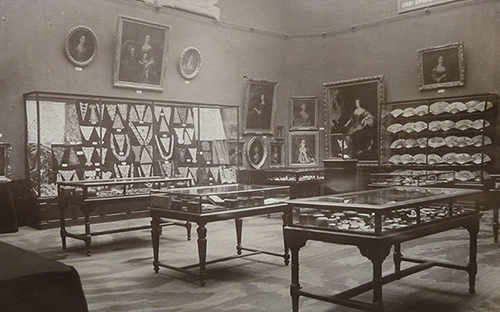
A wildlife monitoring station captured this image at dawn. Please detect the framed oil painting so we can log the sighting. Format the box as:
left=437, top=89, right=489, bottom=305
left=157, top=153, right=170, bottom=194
left=269, top=141, right=284, bottom=168
left=323, top=75, right=384, bottom=161
left=290, top=96, right=318, bottom=131
left=64, top=26, right=98, bottom=67
left=227, top=140, right=244, bottom=166
left=418, top=42, right=465, bottom=91
left=246, top=136, right=267, bottom=169
left=113, top=15, right=170, bottom=91
left=289, top=131, right=319, bottom=167
left=243, top=79, right=278, bottom=134
left=275, top=125, right=284, bottom=140
left=179, top=47, right=201, bottom=80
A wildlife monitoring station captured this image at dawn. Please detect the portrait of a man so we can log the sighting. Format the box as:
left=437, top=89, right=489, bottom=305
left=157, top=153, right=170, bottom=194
left=269, top=142, right=284, bottom=167
left=243, top=79, right=278, bottom=134
left=246, top=136, right=267, bottom=169
left=114, top=16, right=170, bottom=91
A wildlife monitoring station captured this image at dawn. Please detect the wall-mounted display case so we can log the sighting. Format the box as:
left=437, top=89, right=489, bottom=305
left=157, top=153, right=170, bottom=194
left=287, top=187, right=480, bottom=235
left=24, top=91, right=240, bottom=228
left=379, top=93, right=498, bottom=184
left=150, top=184, right=290, bottom=214
left=369, top=169, right=454, bottom=187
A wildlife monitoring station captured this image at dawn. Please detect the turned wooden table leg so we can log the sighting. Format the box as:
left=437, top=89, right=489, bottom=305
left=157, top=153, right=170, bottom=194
left=151, top=214, right=161, bottom=273
left=197, top=222, right=208, bottom=287
left=82, top=205, right=93, bottom=257
left=393, top=243, right=402, bottom=273
left=288, top=233, right=308, bottom=312
left=466, top=220, right=479, bottom=294
left=235, top=218, right=243, bottom=255
left=359, top=243, right=391, bottom=312
left=282, top=210, right=292, bottom=265
left=59, top=203, right=68, bottom=250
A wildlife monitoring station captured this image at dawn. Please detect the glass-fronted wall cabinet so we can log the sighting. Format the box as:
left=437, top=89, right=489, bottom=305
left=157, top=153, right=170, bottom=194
left=378, top=93, right=498, bottom=184
left=24, top=91, right=240, bottom=228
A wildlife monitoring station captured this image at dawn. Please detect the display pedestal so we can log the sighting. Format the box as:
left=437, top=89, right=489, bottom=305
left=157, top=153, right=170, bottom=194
left=0, top=182, right=17, bottom=234
left=322, top=158, right=357, bottom=194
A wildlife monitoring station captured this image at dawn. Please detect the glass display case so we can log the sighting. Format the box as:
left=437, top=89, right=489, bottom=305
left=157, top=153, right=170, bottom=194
left=379, top=93, right=498, bottom=183
left=150, top=184, right=290, bottom=214
left=0, top=142, right=12, bottom=182
left=287, top=186, right=480, bottom=235
left=369, top=169, right=454, bottom=187
left=58, top=176, right=191, bottom=199
left=265, top=168, right=324, bottom=183
left=285, top=187, right=482, bottom=312
left=24, top=91, right=240, bottom=228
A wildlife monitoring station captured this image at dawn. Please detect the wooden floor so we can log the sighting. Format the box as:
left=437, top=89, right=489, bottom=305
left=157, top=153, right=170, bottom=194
left=1, top=211, right=499, bottom=312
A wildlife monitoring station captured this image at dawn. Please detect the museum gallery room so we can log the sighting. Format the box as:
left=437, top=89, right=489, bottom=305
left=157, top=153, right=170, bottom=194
left=2, top=0, right=500, bottom=311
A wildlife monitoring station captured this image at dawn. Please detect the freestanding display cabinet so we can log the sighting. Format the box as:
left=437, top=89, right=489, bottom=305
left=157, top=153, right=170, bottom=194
left=149, top=184, right=290, bottom=286
left=285, top=186, right=481, bottom=312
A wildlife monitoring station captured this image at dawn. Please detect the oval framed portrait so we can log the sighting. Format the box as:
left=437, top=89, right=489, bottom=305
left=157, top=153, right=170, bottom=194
left=179, top=47, right=201, bottom=80
left=246, top=136, right=267, bottom=169
left=64, top=26, right=98, bottom=67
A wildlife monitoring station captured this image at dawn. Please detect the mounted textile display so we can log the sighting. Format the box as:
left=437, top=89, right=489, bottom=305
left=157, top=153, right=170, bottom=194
left=24, top=91, right=239, bottom=228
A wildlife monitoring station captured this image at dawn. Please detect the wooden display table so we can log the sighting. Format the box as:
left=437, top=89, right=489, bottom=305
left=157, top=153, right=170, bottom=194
left=57, top=177, right=192, bottom=256
left=149, top=184, right=291, bottom=286
left=285, top=187, right=481, bottom=312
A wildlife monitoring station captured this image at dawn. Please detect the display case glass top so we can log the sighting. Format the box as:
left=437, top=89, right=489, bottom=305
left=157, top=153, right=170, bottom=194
left=289, top=187, right=478, bottom=209
left=287, top=187, right=480, bottom=235
left=58, top=176, right=191, bottom=199
left=369, top=169, right=454, bottom=187
left=150, top=183, right=290, bottom=214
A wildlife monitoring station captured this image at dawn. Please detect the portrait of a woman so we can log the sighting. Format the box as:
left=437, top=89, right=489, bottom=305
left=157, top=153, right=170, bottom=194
left=343, top=99, right=375, bottom=159
left=418, top=42, right=464, bottom=90
left=65, top=26, right=97, bottom=67
left=289, top=132, right=318, bottom=167
left=290, top=97, right=318, bottom=130
left=430, top=55, right=451, bottom=83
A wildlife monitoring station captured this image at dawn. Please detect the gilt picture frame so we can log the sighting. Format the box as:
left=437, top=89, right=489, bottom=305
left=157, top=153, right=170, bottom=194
left=417, top=42, right=465, bottom=91
left=243, top=79, right=278, bottom=134
left=64, top=26, right=98, bottom=68
left=113, top=15, right=170, bottom=91
left=289, top=131, right=319, bottom=168
left=290, top=96, right=318, bottom=131
left=246, top=136, right=267, bottom=169
left=179, top=47, right=201, bottom=80
left=269, top=141, right=284, bottom=168
left=323, top=75, right=384, bottom=161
